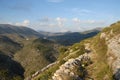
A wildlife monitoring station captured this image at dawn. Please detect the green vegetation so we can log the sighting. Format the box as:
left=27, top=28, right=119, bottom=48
left=103, top=21, right=120, bottom=37
left=0, top=36, right=22, bottom=56
left=0, top=52, right=24, bottom=80
left=89, top=34, right=113, bottom=80
left=33, top=38, right=59, bottom=62
left=65, top=42, right=85, bottom=60
left=34, top=60, right=66, bottom=80
left=14, top=38, right=59, bottom=77
left=57, top=46, right=68, bottom=60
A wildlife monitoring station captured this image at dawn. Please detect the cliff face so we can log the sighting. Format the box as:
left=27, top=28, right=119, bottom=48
left=31, top=21, right=120, bottom=80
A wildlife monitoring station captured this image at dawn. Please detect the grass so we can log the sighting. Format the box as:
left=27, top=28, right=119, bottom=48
left=88, top=34, right=113, bottom=80
left=63, top=42, right=85, bottom=61
left=102, top=21, right=120, bottom=37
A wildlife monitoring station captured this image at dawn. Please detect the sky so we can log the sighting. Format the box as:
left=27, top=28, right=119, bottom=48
left=0, top=0, right=120, bottom=32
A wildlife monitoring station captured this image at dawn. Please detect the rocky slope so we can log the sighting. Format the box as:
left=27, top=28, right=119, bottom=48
left=52, top=43, right=92, bottom=80
left=107, top=34, right=120, bottom=80
left=31, top=21, right=120, bottom=80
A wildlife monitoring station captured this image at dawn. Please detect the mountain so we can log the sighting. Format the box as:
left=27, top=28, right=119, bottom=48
left=31, top=21, right=120, bottom=80
left=39, top=29, right=101, bottom=46
left=0, top=24, right=44, bottom=41
left=46, top=29, right=100, bottom=46
left=39, top=31, right=72, bottom=37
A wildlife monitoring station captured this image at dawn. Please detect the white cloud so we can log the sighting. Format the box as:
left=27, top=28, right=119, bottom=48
left=23, top=20, right=30, bottom=26
left=72, top=18, right=105, bottom=25
left=47, top=0, right=63, bottom=3
left=38, top=17, right=67, bottom=28
left=72, top=18, right=80, bottom=23
left=56, top=17, right=67, bottom=27
left=15, top=20, right=30, bottom=26
left=31, top=17, right=108, bottom=32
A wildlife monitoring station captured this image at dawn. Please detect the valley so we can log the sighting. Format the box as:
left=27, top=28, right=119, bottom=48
left=0, top=24, right=99, bottom=80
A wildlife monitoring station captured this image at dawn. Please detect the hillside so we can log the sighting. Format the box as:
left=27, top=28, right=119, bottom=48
left=31, top=21, right=120, bottom=80
left=0, top=24, right=43, bottom=37
left=0, top=35, right=22, bottom=57
left=14, top=38, right=60, bottom=77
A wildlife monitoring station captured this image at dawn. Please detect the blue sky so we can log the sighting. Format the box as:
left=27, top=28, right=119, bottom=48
left=0, top=0, right=120, bottom=32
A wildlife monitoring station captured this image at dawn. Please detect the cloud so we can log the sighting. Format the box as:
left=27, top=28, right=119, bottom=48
left=29, top=17, right=108, bottom=32
left=71, top=17, right=107, bottom=31
left=47, top=0, right=64, bottom=3
left=72, top=17, right=105, bottom=24
left=23, top=20, right=30, bottom=26
left=15, top=20, right=30, bottom=26
left=56, top=17, right=67, bottom=27
left=37, top=17, right=56, bottom=27
left=37, top=17, right=67, bottom=28
left=72, top=18, right=80, bottom=23
left=0, top=16, right=111, bottom=32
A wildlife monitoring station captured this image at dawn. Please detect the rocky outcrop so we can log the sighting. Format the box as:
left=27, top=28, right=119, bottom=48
left=52, top=43, right=92, bottom=80
left=100, top=29, right=120, bottom=80
left=52, top=54, right=91, bottom=80
left=107, top=34, right=120, bottom=80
